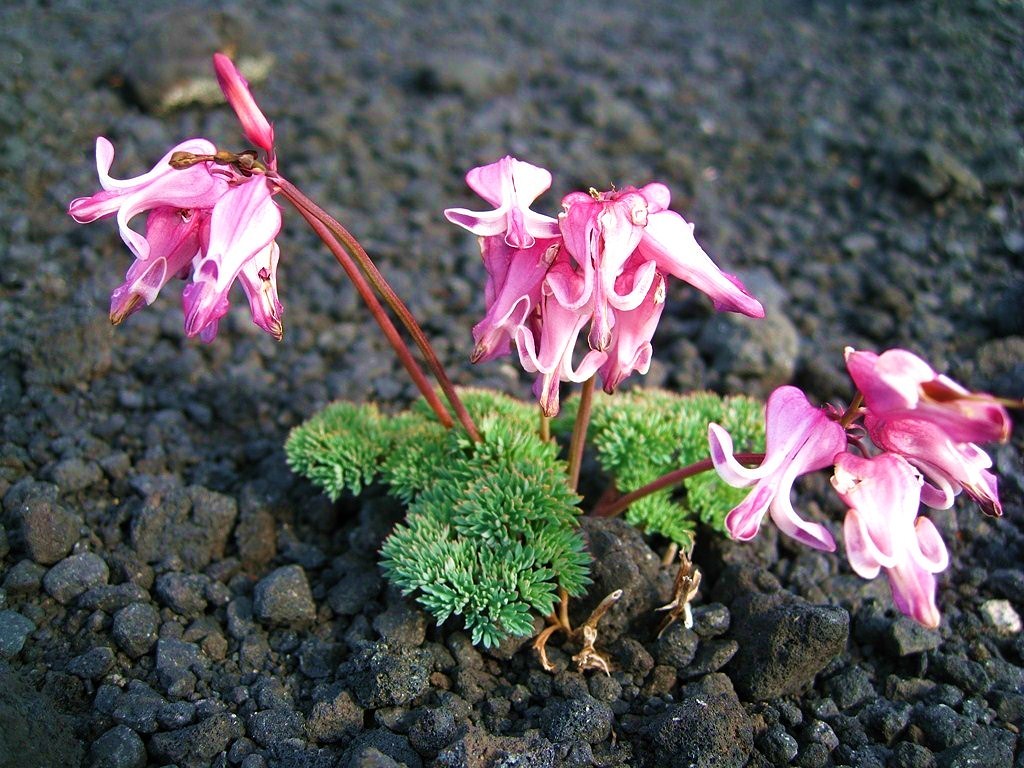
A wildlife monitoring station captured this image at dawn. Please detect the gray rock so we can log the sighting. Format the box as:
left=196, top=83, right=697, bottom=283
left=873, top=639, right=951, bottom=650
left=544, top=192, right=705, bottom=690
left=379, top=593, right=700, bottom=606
left=112, top=602, right=159, bottom=658
left=66, top=645, right=115, bottom=680
left=726, top=593, right=849, bottom=701
left=305, top=688, right=364, bottom=744
left=77, top=583, right=150, bottom=613
left=345, top=642, right=431, bottom=709
left=111, top=681, right=165, bottom=734
left=253, top=564, right=316, bottom=627
left=2, top=559, right=45, bottom=595
left=541, top=695, right=614, bottom=744
left=0, top=610, right=34, bottom=659
left=641, top=674, right=753, bottom=768
left=129, top=482, right=236, bottom=570
left=46, top=457, right=103, bottom=493
left=248, top=708, right=304, bottom=748
left=43, top=551, right=109, bottom=604
left=4, top=482, right=80, bottom=565
left=89, top=724, right=146, bottom=768
left=155, top=572, right=208, bottom=618
left=155, top=637, right=202, bottom=698
left=147, top=712, right=243, bottom=768
left=886, top=616, right=941, bottom=656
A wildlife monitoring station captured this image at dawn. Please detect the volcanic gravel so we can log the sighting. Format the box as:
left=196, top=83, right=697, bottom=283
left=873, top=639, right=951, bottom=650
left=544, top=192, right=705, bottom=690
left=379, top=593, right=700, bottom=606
left=1, top=1, right=1022, bottom=767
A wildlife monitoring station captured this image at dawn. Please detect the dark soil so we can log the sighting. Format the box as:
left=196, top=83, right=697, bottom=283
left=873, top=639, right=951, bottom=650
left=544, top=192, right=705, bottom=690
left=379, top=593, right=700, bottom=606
left=1, top=1, right=1022, bottom=767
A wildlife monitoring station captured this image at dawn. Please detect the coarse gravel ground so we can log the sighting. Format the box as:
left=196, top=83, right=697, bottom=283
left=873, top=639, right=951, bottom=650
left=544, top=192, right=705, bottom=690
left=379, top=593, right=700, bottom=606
left=1, top=1, right=1022, bottom=767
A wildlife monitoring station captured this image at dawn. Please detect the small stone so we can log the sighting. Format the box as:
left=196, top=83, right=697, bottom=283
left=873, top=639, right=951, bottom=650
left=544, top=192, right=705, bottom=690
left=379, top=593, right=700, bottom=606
left=727, top=594, right=849, bottom=701
left=979, top=599, right=1021, bottom=636
left=0, top=609, right=35, bottom=659
left=157, top=700, right=196, bottom=729
left=112, top=602, right=159, bottom=658
left=936, top=733, right=1015, bottom=768
left=541, top=695, right=614, bottom=744
left=77, top=583, right=150, bottom=612
left=147, top=712, right=243, bottom=768
left=408, top=707, right=459, bottom=756
left=47, top=457, right=103, bottom=493
left=825, top=665, right=875, bottom=710
left=111, top=682, right=164, bottom=734
left=305, top=689, right=363, bottom=744
left=373, top=599, right=427, bottom=647
left=890, top=741, right=936, bottom=768
left=67, top=645, right=115, bottom=680
left=248, top=708, right=304, bottom=748
left=5, top=482, right=80, bottom=564
left=252, top=565, right=316, bottom=627
left=641, top=674, right=752, bottom=768
left=345, top=642, right=431, bottom=709
left=155, top=572, right=209, bottom=618
left=2, top=559, right=46, bottom=595
left=155, top=637, right=201, bottom=698
left=43, top=552, right=109, bottom=604
left=887, top=616, right=941, bottom=656
left=758, top=724, right=799, bottom=764
left=88, top=724, right=147, bottom=768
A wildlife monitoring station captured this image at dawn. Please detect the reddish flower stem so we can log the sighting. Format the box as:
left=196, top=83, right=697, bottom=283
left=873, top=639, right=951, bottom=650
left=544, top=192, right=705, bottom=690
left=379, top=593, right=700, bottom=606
left=281, top=193, right=454, bottom=429
left=567, top=376, right=597, bottom=493
left=591, top=452, right=766, bottom=518
left=271, top=174, right=480, bottom=441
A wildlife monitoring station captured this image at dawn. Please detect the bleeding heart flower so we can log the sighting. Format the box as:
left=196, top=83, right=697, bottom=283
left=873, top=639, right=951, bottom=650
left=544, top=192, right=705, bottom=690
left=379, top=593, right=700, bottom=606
left=709, top=385, right=847, bottom=550
left=846, top=347, right=1010, bottom=515
left=832, top=451, right=949, bottom=628
left=444, top=156, right=561, bottom=248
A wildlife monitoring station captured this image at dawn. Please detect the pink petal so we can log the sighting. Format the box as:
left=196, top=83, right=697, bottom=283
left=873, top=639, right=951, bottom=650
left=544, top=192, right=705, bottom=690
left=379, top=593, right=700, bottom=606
left=238, top=241, right=284, bottom=340
left=637, top=210, right=764, bottom=318
left=213, top=53, right=275, bottom=156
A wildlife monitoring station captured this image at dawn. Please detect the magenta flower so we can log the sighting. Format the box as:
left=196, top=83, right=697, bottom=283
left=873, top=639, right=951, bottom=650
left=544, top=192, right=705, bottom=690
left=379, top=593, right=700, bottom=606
left=709, top=385, right=847, bottom=550
left=471, top=236, right=562, bottom=363
left=846, top=347, right=1010, bottom=515
left=443, top=156, right=561, bottom=248
left=597, top=265, right=667, bottom=394
left=69, top=55, right=284, bottom=342
left=831, top=452, right=949, bottom=628
left=558, top=188, right=660, bottom=350
left=514, top=262, right=607, bottom=417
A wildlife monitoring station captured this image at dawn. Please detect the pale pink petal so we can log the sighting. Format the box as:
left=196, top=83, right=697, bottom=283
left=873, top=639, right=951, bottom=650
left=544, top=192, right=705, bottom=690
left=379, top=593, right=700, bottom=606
left=238, top=241, right=284, bottom=340
left=843, top=510, right=883, bottom=579
left=637, top=210, right=764, bottom=318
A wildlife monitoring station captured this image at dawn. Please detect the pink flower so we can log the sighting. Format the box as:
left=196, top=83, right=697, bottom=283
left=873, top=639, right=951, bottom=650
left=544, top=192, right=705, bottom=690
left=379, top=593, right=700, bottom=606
left=831, top=452, right=949, bottom=628
left=470, top=236, right=562, bottom=363
left=444, top=156, right=561, bottom=248
left=558, top=188, right=659, bottom=350
left=69, top=55, right=285, bottom=342
left=709, top=385, right=847, bottom=550
left=597, top=264, right=667, bottom=393
left=514, top=262, right=607, bottom=417
left=846, top=347, right=1010, bottom=515
left=845, top=348, right=1010, bottom=444
left=182, top=177, right=282, bottom=341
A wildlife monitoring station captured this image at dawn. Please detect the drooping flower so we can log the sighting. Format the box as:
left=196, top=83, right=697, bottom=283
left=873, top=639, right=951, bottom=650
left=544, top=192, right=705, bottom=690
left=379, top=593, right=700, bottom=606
left=69, top=54, right=285, bottom=342
left=831, top=451, right=949, bottom=628
left=596, top=263, right=666, bottom=394
left=470, top=236, right=562, bottom=363
left=444, top=156, right=561, bottom=248
left=846, top=347, right=1010, bottom=515
left=514, top=262, right=607, bottom=417
left=182, top=177, right=282, bottom=341
left=709, top=385, right=847, bottom=550
left=845, top=347, right=1010, bottom=445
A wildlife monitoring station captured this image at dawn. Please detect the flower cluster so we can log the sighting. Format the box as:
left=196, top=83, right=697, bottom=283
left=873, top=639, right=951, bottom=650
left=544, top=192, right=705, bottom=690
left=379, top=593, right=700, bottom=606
left=709, top=347, right=1012, bottom=627
left=445, top=157, right=764, bottom=416
left=68, top=55, right=284, bottom=342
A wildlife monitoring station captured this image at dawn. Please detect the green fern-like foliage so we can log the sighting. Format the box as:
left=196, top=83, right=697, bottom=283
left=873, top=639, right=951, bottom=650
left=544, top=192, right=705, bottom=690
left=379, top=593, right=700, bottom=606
left=589, top=389, right=765, bottom=547
left=286, top=388, right=589, bottom=647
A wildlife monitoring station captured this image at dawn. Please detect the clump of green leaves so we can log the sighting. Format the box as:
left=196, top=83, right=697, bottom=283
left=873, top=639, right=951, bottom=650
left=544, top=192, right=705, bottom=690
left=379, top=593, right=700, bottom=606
left=286, top=388, right=589, bottom=647
left=588, top=389, right=765, bottom=549
left=286, top=386, right=765, bottom=646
